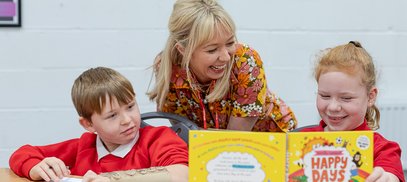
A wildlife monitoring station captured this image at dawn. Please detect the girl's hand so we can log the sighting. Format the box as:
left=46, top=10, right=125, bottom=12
left=365, top=167, right=400, bottom=182
left=29, top=157, right=70, bottom=182
left=82, top=170, right=110, bottom=182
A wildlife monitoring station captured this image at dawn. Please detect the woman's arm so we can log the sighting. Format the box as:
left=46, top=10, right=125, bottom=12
left=165, top=164, right=188, bottom=182
left=227, top=116, right=258, bottom=131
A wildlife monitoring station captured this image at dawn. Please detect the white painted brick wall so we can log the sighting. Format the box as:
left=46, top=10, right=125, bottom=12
left=1, top=0, right=406, bottom=168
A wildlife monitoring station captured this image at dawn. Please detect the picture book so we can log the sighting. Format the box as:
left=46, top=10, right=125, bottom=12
left=288, top=131, right=373, bottom=182
left=189, top=130, right=287, bottom=182
left=189, top=130, right=374, bottom=182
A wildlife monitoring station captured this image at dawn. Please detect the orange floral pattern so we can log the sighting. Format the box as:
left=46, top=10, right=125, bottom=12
left=161, top=43, right=297, bottom=132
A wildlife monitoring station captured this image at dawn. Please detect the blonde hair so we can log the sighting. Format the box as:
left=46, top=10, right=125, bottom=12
left=71, top=67, right=135, bottom=120
left=147, top=0, right=236, bottom=109
left=314, top=41, right=380, bottom=130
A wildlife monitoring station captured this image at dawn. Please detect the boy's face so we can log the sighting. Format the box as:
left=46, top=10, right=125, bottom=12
left=89, top=95, right=141, bottom=152
left=316, top=71, right=376, bottom=131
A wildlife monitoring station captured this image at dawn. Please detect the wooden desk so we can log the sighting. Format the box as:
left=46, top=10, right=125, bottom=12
left=0, top=168, right=82, bottom=182
left=0, top=168, right=30, bottom=182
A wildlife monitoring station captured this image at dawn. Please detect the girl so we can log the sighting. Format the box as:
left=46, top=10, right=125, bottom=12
left=301, top=41, right=404, bottom=181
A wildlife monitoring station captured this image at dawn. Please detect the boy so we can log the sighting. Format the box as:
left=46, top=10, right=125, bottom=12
left=9, top=67, right=188, bottom=182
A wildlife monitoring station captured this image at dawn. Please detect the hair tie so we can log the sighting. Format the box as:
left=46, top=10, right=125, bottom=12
left=349, top=41, right=362, bottom=48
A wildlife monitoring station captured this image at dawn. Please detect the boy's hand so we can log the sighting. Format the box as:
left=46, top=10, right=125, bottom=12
left=29, top=157, right=70, bottom=182
left=365, top=167, right=400, bottom=182
left=83, top=170, right=110, bottom=182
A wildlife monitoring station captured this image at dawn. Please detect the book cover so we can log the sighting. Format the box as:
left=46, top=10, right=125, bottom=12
left=287, top=131, right=373, bottom=182
left=189, top=130, right=287, bottom=182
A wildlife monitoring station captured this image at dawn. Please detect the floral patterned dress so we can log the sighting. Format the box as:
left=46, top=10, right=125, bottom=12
left=161, top=43, right=297, bottom=132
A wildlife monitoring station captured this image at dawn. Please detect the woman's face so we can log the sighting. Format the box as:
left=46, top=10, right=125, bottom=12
left=189, top=29, right=236, bottom=84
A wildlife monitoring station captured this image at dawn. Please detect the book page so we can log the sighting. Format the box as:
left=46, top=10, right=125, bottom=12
left=59, top=177, right=82, bottom=182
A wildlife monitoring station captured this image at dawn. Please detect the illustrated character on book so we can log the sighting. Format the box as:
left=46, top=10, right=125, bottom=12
left=352, top=152, right=363, bottom=168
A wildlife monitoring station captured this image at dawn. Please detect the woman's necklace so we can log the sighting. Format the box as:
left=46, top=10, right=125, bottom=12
left=197, top=82, right=210, bottom=92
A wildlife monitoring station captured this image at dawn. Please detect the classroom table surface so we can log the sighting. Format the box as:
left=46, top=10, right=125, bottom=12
left=0, top=168, right=31, bottom=182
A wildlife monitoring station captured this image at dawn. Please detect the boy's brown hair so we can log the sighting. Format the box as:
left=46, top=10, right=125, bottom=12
left=71, top=67, right=135, bottom=120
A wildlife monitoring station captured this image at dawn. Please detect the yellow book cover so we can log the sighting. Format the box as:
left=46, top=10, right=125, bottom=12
left=189, top=130, right=286, bottom=182
left=287, top=131, right=373, bottom=182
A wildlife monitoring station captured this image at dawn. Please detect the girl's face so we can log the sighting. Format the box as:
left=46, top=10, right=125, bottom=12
left=316, top=71, right=377, bottom=131
left=189, top=29, right=236, bottom=84
left=89, top=95, right=141, bottom=152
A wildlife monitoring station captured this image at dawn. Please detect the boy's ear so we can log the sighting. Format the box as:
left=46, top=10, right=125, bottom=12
left=368, top=87, right=378, bottom=107
left=79, top=117, right=96, bottom=133
left=175, top=43, right=185, bottom=55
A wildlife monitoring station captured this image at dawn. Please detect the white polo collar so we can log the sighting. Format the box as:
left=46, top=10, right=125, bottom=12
left=96, top=132, right=139, bottom=161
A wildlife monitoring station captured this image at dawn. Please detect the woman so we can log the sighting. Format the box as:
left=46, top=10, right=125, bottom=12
left=148, top=0, right=297, bottom=132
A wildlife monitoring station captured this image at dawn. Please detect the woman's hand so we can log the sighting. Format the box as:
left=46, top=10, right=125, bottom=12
left=227, top=116, right=258, bottom=131
left=82, top=170, right=110, bottom=182
left=29, top=157, right=70, bottom=182
left=365, top=167, right=400, bottom=182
